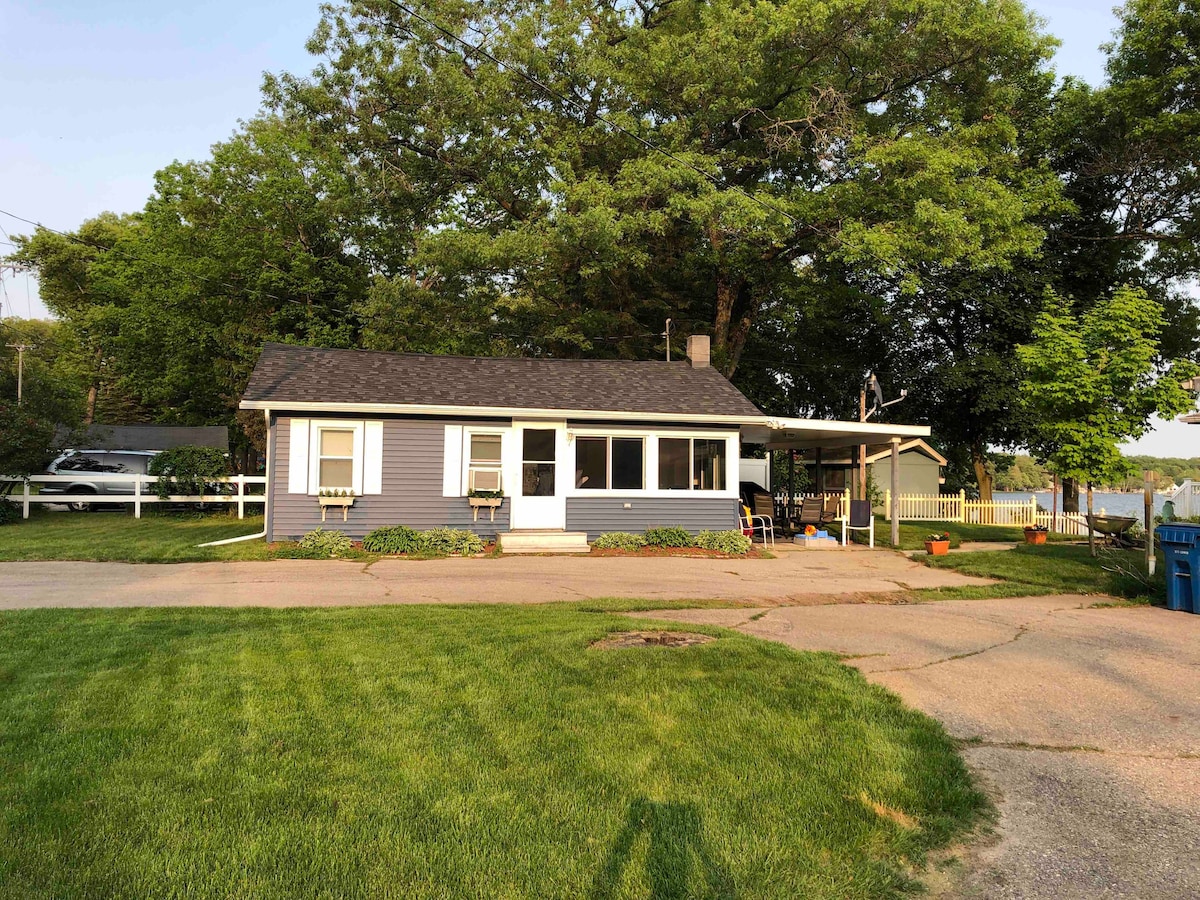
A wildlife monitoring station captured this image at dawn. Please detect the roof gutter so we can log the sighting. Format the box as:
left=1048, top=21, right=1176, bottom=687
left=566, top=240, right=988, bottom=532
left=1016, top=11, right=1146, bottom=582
left=238, top=399, right=767, bottom=426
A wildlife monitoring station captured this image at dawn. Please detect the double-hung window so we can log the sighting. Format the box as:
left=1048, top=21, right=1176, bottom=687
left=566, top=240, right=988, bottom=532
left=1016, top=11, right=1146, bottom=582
left=317, top=428, right=355, bottom=491
left=658, top=437, right=727, bottom=491
left=468, top=433, right=503, bottom=492
left=575, top=436, right=644, bottom=490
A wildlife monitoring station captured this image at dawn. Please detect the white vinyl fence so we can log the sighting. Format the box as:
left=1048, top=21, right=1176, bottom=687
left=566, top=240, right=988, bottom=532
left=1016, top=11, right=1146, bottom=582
left=2, top=474, right=266, bottom=519
left=771, top=488, right=1100, bottom=536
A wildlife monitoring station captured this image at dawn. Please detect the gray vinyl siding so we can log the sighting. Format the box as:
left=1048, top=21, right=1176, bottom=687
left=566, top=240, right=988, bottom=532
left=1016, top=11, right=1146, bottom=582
left=268, top=415, right=510, bottom=541
left=565, top=497, right=740, bottom=540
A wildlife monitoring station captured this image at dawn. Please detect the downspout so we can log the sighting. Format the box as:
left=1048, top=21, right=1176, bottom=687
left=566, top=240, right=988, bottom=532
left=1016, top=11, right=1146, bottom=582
left=198, top=408, right=270, bottom=547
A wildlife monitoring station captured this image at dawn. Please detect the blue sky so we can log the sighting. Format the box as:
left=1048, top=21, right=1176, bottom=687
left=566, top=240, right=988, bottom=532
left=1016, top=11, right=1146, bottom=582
left=2, top=0, right=1191, bottom=454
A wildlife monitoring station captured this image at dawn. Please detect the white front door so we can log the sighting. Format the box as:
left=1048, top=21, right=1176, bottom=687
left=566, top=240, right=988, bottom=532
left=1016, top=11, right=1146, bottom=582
left=509, top=423, right=567, bottom=530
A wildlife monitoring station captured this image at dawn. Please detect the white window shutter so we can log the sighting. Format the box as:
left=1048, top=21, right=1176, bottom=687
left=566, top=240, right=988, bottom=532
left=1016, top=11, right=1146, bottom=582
left=363, top=421, right=384, bottom=495
left=443, top=425, right=464, bottom=497
left=288, top=419, right=310, bottom=494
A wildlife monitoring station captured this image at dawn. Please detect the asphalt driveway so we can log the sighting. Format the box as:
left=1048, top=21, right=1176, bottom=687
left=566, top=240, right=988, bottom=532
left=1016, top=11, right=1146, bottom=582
left=636, top=597, right=1200, bottom=899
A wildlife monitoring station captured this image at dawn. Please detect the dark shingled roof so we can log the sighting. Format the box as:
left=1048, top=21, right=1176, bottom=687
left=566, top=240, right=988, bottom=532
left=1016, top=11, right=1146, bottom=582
left=57, top=425, right=229, bottom=451
left=243, top=343, right=763, bottom=419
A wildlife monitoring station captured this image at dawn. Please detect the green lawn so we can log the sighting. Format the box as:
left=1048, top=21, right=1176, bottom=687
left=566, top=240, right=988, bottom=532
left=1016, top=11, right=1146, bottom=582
left=0, top=605, right=986, bottom=899
left=0, top=510, right=270, bottom=562
left=916, top=543, right=1163, bottom=603
left=850, top=519, right=1079, bottom=551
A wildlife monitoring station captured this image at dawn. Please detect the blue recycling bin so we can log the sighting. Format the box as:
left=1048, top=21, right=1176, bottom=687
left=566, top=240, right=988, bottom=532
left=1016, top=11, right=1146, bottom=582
left=1156, top=523, right=1200, bottom=613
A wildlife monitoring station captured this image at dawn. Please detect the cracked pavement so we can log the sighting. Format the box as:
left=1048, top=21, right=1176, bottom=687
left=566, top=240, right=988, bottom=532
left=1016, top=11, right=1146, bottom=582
left=634, top=596, right=1200, bottom=899
left=0, top=547, right=990, bottom=608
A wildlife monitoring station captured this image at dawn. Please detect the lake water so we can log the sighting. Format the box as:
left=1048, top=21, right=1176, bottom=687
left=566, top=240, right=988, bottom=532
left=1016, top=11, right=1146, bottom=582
left=994, top=491, right=1166, bottom=518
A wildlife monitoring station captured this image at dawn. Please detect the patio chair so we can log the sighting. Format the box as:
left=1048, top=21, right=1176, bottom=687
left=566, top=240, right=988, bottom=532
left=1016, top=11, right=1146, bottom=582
left=740, top=504, right=775, bottom=547
left=791, top=497, right=827, bottom=530
left=840, top=499, right=874, bottom=548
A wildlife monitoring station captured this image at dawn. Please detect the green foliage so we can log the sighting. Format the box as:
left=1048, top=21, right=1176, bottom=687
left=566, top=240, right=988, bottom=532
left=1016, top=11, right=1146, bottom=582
left=361, top=525, right=422, bottom=555
left=0, top=499, right=20, bottom=526
left=694, top=530, right=753, bottom=555
left=643, top=526, right=695, bottom=549
left=591, top=532, right=647, bottom=551
left=297, top=528, right=354, bottom=559
left=418, top=527, right=485, bottom=557
left=148, top=445, right=229, bottom=500
left=0, top=399, right=58, bottom=484
left=1018, top=287, right=1197, bottom=487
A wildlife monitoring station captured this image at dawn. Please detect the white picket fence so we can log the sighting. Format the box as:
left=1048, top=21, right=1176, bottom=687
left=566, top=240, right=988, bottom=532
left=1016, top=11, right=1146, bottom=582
left=771, top=489, right=1100, bottom=536
left=2, top=474, right=266, bottom=519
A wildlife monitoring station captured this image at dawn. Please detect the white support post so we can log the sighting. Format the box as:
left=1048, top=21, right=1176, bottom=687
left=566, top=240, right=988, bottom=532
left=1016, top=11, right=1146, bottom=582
left=22, top=479, right=30, bottom=519
left=958, top=489, right=966, bottom=524
left=134, top=475, right=142, bottom=518
left=1030, top=495, right=1038, bottom=527
left=890, top=438, right=901, bottom=550
left=884, top=489, right=892, bottom=521
left=236, top=475, right=245, bottom=520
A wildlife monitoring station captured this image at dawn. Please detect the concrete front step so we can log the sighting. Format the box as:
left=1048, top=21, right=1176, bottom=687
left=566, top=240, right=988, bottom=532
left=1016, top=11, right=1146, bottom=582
left=499, top=530, right=591, bottom=554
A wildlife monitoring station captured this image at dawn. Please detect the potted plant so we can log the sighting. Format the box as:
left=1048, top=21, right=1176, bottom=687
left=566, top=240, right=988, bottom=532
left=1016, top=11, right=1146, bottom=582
left=1023, top=523, right=1049, bottom=545
left=317, top=489, right=356, bottom=522
left=924, top=531, right=951, bottom=555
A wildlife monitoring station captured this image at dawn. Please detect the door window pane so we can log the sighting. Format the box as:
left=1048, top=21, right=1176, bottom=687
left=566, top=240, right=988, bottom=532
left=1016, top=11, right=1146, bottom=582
left=523, top=429, right=556, bottom=462
left=576, top=437, right=607, bottom=489
left=693, top=439, right=726, bottom=491
left=522, top=463, right=555, bottom=496
left=612, top=438, right=644, bottom=490
left=658, top=438, right=690, bottom=490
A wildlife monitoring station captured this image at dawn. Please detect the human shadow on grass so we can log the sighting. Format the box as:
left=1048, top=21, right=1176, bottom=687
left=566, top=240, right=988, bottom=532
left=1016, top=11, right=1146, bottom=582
left=589, top=797, right=737, bottom=900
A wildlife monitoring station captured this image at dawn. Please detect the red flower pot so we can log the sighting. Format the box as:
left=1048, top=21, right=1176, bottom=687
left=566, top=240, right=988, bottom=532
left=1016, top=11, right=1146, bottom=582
left=924, top=540, right=950, bottom=556
left=1023, top=529, right=1047, bottom=545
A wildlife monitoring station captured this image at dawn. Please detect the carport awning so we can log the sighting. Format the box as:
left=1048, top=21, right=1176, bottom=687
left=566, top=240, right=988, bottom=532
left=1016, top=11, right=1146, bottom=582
left=741, top=417, right=931, bottom=451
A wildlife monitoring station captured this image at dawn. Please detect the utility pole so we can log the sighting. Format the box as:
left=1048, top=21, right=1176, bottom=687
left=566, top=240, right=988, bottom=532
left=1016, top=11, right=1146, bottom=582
left=6, top=343, right=32, bottom=405
left=663, top=318, right=673, bottom=362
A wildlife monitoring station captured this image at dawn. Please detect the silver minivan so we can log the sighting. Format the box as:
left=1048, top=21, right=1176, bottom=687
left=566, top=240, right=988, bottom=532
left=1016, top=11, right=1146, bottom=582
left=39, top=450, right=161, bottom=511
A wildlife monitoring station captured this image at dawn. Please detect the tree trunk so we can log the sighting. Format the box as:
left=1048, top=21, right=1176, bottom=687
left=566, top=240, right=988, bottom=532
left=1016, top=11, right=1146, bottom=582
left=971, top=444, right=993, bottom=508
left=1087, top=482, right=1095, bottom=557
left=1063, top=478, right=1079, bottom=514
left=83, top=347, right=103, bottom=426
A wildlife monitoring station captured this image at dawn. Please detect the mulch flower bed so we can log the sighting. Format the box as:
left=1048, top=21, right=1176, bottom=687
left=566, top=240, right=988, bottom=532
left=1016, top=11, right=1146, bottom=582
left=588, top=546, right=765, bottom=559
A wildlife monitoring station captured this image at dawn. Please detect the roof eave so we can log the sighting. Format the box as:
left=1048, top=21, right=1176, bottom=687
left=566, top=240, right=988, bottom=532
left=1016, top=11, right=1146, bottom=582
left=239, top=398, right=766, bottom=425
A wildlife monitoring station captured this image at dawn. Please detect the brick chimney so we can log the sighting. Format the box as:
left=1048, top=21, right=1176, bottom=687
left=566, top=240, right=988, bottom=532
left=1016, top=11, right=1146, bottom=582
left=686, top=334, right=710, bottom=368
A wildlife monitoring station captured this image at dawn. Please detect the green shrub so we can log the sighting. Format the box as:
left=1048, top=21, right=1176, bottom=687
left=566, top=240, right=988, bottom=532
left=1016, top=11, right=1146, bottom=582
left=643, top=526, right=694, bottom=548
left=592, top=532, right=647, bottom=551
left=362, top=524, right=422, bottom=554
left=148, top=445, right=229, bottom=500
left=297, top=528, right=353, bottom=558
left=0, top=499, right=20, bottom=526
left=419, top=527, right=484, bottom=556
left=695, top=530, right=752, bottom=554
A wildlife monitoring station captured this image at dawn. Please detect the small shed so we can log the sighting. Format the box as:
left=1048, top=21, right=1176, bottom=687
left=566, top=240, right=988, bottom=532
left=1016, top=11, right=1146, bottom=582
left=795, top=439, right=946, bottom=495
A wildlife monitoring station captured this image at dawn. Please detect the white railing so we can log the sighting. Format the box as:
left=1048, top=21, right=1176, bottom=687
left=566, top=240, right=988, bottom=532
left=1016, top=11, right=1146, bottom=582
left=1169, top=480, right=1200, bottom=518
left=880, top=489, right=1104, bottom=535
left=2, top=474, right=266, bottom=520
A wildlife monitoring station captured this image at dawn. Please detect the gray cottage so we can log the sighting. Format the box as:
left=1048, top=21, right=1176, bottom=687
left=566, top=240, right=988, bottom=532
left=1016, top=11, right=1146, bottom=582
left=240, top=336, right=766, bottom=550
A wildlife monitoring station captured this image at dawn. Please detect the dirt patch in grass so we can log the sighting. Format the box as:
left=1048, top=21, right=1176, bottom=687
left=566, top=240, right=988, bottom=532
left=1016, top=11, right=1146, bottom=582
left=590, top=630, right=717, bottom=649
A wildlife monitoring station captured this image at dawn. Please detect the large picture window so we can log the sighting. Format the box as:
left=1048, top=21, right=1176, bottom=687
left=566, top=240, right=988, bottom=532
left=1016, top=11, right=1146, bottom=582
left=658, top=437, right=728, bottom=491
left=575, top=436, right=644, bottom=490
